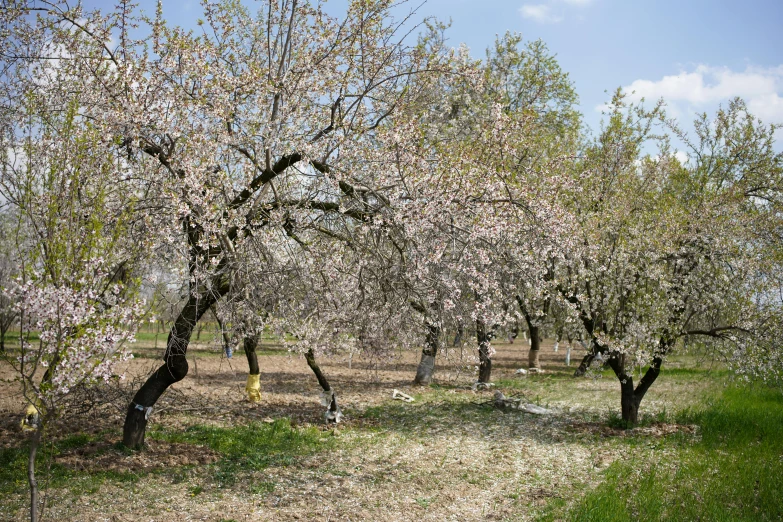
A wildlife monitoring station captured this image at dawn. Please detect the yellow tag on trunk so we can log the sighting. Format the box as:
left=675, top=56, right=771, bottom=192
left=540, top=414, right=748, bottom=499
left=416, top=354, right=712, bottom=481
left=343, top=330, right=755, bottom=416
left=246, top=374, right=261, bottom=403
left=21, top=403, right=40, bottom=431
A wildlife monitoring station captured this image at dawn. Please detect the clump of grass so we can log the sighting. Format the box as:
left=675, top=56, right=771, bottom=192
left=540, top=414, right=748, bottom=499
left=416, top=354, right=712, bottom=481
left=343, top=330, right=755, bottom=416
left=149, top=419, right=332, bottom=487
left=546, top=383, right=783, bottom=521
left=360, top=392, right=503, bottom=437
left=2, top=418, right=331, bottom=516
left=0, top=432, right=139, bottom=507
left=249, top=480, right=276, bottom=494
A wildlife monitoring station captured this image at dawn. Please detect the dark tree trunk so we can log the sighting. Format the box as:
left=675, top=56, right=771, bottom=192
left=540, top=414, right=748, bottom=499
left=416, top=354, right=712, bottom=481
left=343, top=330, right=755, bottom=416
left=305, top=348, right=331, bottom=392
left=244, top=335, right=260, bottom=375
left=507, top=320, right=519, bottom=343
left=606, top=353, right=664, bottom=427
left=244, top=334, right=261, bottom=403
left=573, top=352, right=594, bottom=377
left=573, top=340, right=602, bottom=377
left=305, top=349, right=342, bottom=422
left=452, top=323, right=464, bottom=347
left=0, top=314, right=13, bottom=354
left=527, top=323, right=541, bottom=370
left=414, top=322, right=439, bottom=386
left=476, top=319, right=492, bottom=383
left=122, top=291, right=219, bottom=448
left=618, top=373, right=638, bottom=425
left=515, top=296, right=542, bottom=370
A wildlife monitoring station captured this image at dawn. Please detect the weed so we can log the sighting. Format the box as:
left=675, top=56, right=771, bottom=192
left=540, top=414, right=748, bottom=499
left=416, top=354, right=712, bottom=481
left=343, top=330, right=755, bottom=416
left=415, top=497, right=431, bottom=508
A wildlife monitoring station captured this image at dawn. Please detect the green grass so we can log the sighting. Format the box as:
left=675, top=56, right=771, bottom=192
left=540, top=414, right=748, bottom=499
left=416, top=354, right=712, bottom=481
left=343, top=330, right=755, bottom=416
left=2, top=331, right=41, bottom=342
left=148, top=419, right=333, bottom=488
left=606, top=408, right=669, bottom=430
left=360, top=390, right=504, bottom=437
left=1, top=418, right=332, bottom=516
left=0, top=433, right=139, bottom=504
left=542, top=383, right=783, bottom=521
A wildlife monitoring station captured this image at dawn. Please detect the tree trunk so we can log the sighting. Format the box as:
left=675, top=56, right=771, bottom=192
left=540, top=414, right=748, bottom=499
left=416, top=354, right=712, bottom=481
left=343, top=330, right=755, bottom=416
left=211, top=305, right=233, bottom=358
left=305, top=349, right=342, bottom=422
left=220, top=329, right=232, bottom=358
left=476, top=319, right=492, bottom=383
left=606, top=353, right=663, bottom=427
left=573, top=340, right=598, bottom=377
left=27, top=427, right=40, bottom=522
left=573, top=353, right=593, bottom=377
left=122, top=291, right=218, bottom=448
left=452, top=323, right=463, bottom=347
left=244, top=335, right=261, bottom=403
left=244, top=335, right=259, bottom=375
left=516, top=297, right=542, bottom=370
left=618, top=374, right=638, bottom=426
left=414, top=322, right=439, bottom=386
left=0, top=321, right=8, bottom=353
left=507, top=320, right=518, bottom=343
left=527, top=324, right=541, bottom=370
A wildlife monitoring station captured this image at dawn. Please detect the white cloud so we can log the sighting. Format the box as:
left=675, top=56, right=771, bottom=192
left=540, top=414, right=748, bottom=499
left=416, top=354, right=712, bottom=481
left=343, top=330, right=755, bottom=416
left=520, top=0, right=592, bottom=24
left=747, top=92, right=783, bottom=124
left=519, top=4, right=562, bottom=24
left=674, top=150, right=689, bottom=164
left=599, top=65, right=783, bottom=125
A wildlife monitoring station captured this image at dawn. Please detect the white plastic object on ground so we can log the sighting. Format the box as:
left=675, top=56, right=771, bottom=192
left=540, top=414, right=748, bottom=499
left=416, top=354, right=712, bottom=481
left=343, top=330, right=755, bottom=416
left=392, top=389, right=415, bottom=402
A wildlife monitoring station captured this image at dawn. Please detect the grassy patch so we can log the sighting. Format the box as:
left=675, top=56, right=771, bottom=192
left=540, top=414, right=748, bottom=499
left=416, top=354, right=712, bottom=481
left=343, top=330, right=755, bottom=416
left=0, top=432, right=139, bottom=504
left=249, top=480, right=276, bottom=494
left=655, top=366, right=728, bottom=378
left=148, top=419, right=333, bottom=488
left=360, top=391, right=504, bottom=437
left=2, top=331, right=41, bottom=342
left=606, top=408, right=669, bottom=430
left=543, top=384, right=783, bottom=521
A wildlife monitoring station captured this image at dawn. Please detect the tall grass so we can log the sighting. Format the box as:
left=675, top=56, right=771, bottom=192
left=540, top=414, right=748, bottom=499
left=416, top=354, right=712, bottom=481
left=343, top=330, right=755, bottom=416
left=555, top=384, right=783, bottom=521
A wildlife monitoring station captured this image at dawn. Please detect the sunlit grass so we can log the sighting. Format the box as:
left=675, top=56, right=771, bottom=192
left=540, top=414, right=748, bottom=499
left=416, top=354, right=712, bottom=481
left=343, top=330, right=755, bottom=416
left=148, top=419, right=333, bottom=488
left=543, top=383, right=783, bottom=521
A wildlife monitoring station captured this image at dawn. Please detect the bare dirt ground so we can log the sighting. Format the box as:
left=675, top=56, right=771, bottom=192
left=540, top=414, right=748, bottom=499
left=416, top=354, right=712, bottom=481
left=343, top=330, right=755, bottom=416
left=0, top=338, right=714, bottom=521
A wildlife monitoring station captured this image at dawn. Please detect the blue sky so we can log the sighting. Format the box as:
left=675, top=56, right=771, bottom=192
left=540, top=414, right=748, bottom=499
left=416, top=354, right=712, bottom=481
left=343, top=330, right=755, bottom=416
left=391, top=0, right=783, bottom=136
left=92, top=0, right=783, bottom=138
